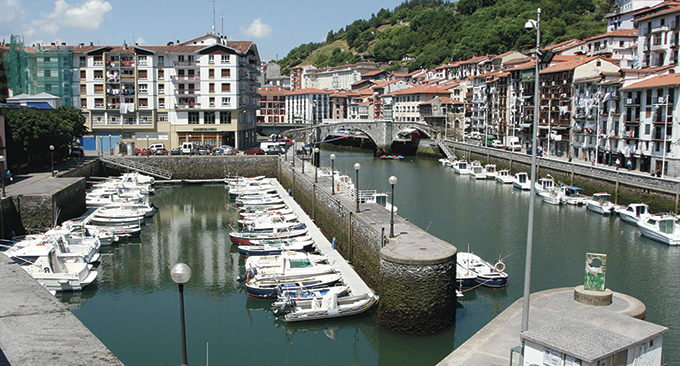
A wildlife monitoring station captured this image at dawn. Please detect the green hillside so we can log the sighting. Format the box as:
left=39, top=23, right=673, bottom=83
left=278, top=0, right=613, bottom=74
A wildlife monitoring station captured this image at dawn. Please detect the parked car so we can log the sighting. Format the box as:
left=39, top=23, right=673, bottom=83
left=197, top=145, right=209, bottom=155
left=154, top=148, right=169, bottom=155
left=170, top=147, right=182, bottom=155
left=527, top=147, right=543, bottom=156
left=243, top=147, right=265, bottom=155
left=266, top=146, right=285, bottom=155
left=222, top=146, right=239, bottom=155
left=491, top=140, right=504, bottom=148
left=277, top=138, right=292, bottom=148
left=135, top=148, right=152, bottom=156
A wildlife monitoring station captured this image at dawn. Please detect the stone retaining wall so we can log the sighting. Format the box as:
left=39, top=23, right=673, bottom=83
left=111, top=156, right=279, bottom=179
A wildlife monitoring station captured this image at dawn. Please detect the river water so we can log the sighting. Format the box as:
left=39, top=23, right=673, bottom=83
left=66, top=149, right=679, bottom=365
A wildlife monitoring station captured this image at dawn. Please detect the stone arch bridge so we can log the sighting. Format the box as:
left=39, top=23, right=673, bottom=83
left=280, top=120, right=437, bottom=155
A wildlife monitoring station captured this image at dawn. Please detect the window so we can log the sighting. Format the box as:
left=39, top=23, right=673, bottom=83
left=221, top=54, right=230, bottom=63
left=158, top=69, right=164, bottom=79
left=188, top=55, right=194, bottom=62
left=209, top=69, right=215, bottom=78
left=209, top=83, right=215, bottom=92
left=209, top=97, right=215, bottom=106
left=138, top=69, right=148, bottom=79
left=221, top=83, right=231, bottom=92
left=80, top=70, right=86, bottom=79
left=95, top=98, right=104, bottom=107
left=79, top=56, right=86, bottom=66
left=222, top=97, right=231, bottom=106
left=139, top=98, right=148, bottom=107
left=158, top=113, right=168, bottom=122
left=158, top=55, right=164, bottom=65
left=205, top=111, right=215, bottom=124
left=138, top=55, right=147, bottom=64
left=159, top=98, right=165, bottom=107
left=44, top=70, right=51, bottom=78
left=158, top=84, right=164, bottom=93
left=178, top=55, right=185, bottom=62
left=221, top=69, right=231, bottom=77
left=45, top=84, right=52, bottom=92
left=139, top=84, right=148, bottom=94
left=208, top=55, right=215, bottom=63
left=80, top=84, right=86, bottom=93
left=645, top=124, right=651, bottom=134
left=94, top=84, right=104, bottom=93
left=81, top=99, right=87, bottom=108
left=188, top=111, right=199, bottom=124
left=220, top=111, right=231, bottom=124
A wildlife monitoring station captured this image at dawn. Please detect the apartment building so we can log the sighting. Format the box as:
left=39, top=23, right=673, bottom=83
left=635, top=1, right=680, bottom=68
left=257, top=85, right=288, bottom=124
left=390, top=85, right=451, bottom=123
left=289, top=64, right=315, bottom=91
left=76, top=34, right=261, bottom=150
left=285, top=88, right=330, bottom=125
left=303, top=62, right=380, bottom=90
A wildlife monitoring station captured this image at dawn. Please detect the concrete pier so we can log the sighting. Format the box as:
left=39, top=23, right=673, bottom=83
left=0, top=254, right=123, bottom=365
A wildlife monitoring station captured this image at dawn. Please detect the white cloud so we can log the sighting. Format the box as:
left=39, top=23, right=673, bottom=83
left=24, top=0, right=112, bottom=38
left=240, top=18, right=272, bottom=39
left=0, top=0, right=24, bottom=23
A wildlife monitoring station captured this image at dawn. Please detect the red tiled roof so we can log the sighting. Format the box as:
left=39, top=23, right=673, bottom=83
left=620, top=72, right=680, bottom=90
left=587, top=29, right=638, bottom=42
left=287, top=88, right=331, bottom=95
left=635, top=1, right=680, bottom=23
left=258, top=86, right=290, bottom=95
left=391, top=85, right=450, bottom=96
left=539, top=56, right=597, bottom=74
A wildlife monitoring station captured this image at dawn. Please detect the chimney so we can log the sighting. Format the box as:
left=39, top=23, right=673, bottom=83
left=51, top=42, right=56, bottom=46
left=61, top=42, right=66, bottom=46
left=177, top=40, right=180, bottom=44
left=168, top=41, right=174, bottom=46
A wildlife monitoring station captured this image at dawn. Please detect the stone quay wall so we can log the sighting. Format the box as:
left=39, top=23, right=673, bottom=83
left=116, top=156, right=279, bottom=179
left=278, top=160, right=458, bottom=334
left=445, top=141, right=680, bottom=211
left=13, top=178, right=87, bottom=233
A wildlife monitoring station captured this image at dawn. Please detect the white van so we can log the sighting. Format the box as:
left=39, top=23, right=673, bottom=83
left=260, top=142, right=281, bottom=151
left=181, top=142, right=196, bottom=155
left=149, top=143, right=165, bottom=152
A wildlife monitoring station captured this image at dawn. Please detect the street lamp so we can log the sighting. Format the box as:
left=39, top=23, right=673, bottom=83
left=99, top=135, right=103, bottom=156
left=330, top=154, right=336, bottom=195
left=108, top=134, right=112, bottom=155
left=171, top=263, right=192, bottom=366
left=49, top=145, right=55, bottom=177
left=146, top=135, right=150, bottom=157
left=0, top=155, right=5, bottom=197
left=314, top=147, right=320, bottom=183
left=521, top=7, right=541, bottom=342
left=389, top=176, right=397, bottom=238
left=354, top=162, right=361, bottom=213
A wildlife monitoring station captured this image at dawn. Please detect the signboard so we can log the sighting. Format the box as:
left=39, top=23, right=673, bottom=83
left=584, top=253, right=607, bottom=291
left=193, top=128, right=217, bottom=131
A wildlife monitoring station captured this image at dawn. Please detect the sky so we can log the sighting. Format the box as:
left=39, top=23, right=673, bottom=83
left=0, top=0, right=408, bottom=62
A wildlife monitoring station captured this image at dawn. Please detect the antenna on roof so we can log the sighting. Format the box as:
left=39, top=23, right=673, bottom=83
left=221, top=12, right=224, bottom=37
left=212, top=0, right=216, bottom=34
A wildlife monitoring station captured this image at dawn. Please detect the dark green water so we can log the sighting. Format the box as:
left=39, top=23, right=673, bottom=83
left=67, top=149, right=680, bottom=365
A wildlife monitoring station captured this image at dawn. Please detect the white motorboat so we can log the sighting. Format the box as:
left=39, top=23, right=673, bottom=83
left=239, top=203, right=287, bottom=213
left=238, top=213, right=300, bottom=227
left=452, top=160, right=470, bottom=175
left=274, top=292, right=379, bottom=322
left=512, top=172, right=531, bottom=190
left=103, top=200, right=155, bottom=217
left=237, top=239, right=315, bottom=257
left=534, top=175, right=555, bottom=195
left=86, top=188, right=146, bottom=206
left=539, top=186, right=565, bottom=205
left=638, top=214, right=680, bottom=245
left=469, top=164, right=487, bottom=180
left=240, top=207, right=295, bottom=220
left=484, top=164, right=498, bottom=180
left=91, top=175, right=154, bottom=195
left=236, top=195, right=285, bottom=207
left=495, top=169, right=513, bottom=184
left=272, top=284, right=351, bottom=309
left=228, top=183, right=277, bottom=198
left=229, top=226, right=309, bottom=245
left=586, top=193, right=615, bottom=215
left=456, top=263, right=477, bottom=288
left=457, top=252, right=508, bottom=288
left=563, top=186, right=587, bottom=205
left=224, top=175, right=266, bottom=186
left=244, top=271, right=343, bottom=298
left=87, top=207, right=147, bottom=226
left=239, top=251, right=335, bottom=282
left=7, top=246, right=98, bottom=293
left=616, top=203, right=651, bottom=226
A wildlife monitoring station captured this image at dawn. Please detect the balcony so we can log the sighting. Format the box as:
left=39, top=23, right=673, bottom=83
left=176, top=103, right=201, bottom=109
left=622, top=130, right=638, bottom=139
left=623, top=118, right=640, bottom=124
left=174, top=61, right=199, bottom=67
left=171, top=75, right=201, bottom=82
left=651, top=42, right=666, bottom=51
left=651, top=25, right=669, bottom=33
left=107, top=61, right=135, bottom=68
left=176, top=89, right=198, bottom=96
left=653, top=116, right=673, bottom=124
left=625, top=98, right=640, bottom=105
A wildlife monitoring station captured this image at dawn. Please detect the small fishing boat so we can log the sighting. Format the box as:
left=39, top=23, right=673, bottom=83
left=224, top=175, right=266, bottom=186
left=237, top=239, right=315, bottom=257
left=229, top=226, right=309, bottom=245
left=484, top=164, right=498, bottom=180
left=586, top=193, right=615, bottom=215
left=563, top=186, right=587, bottom=205
left=87, top=207, right=146, bottom=226
left=239, top=251, right=334, bottom=282
left=456, top=263, right=478, bottom=288
left=637, top=214, right=680, bottom=245
left=235, top=194, right=284, bottom=207
left=469, top=164, right=487, bottom=180
left=457, top=252, right=508, bottom=288
left=244, top=272, right=343, bottom=298
left=512, top=172, right=531, bottom=190
left=495, top=169, right=513, bottom=184
left=274, top=292, right=379, bottom=322
left=452, top=160, right=470, bottom=175
left=539, top=186, right=565, bottom=205
left=272, top=284, right=351, bottom=309
left=534, top=175, right=555, bottom=195
left=616, top=203, right=651, bottom=226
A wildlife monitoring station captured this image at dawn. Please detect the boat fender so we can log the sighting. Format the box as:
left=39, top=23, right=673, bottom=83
left=494, top=261, right=506, bottom=273
left=337, top=183, right=340, bottom=191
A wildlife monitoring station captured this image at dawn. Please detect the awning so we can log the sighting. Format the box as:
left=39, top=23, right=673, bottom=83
left=520, top=123, right=532, bottom=128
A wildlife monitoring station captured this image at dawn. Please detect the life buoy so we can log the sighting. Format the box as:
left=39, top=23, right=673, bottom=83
left=494, top=261, right=506, bottom=273
left=245, top=272, right=250, bottom=283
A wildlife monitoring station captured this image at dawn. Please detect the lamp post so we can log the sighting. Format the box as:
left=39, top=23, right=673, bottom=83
left=330, top=154, right=336, bottom=195
left=49, top=145, right=55, bottom=177
left=171, top=263, right=192, bottom=366
left=354, top=162, right=361, bottom=213
left=314, top=147, right=320, bottom=183
left=146, top=135, right=150, bottom=157
left=99, top=135, right=103, bottom=156
left=0, top=155, right=5, bottom=197
left=108, top=134, right=112, bottom=155
left=521, top=8, right=541, bottom=342
left=389, top=176, right=397, bottom=238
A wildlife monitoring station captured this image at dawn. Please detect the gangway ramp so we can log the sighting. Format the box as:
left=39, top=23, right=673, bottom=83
left=99, top=155, right=172, bottom=180
left=438, top=140, right=456, bottom=161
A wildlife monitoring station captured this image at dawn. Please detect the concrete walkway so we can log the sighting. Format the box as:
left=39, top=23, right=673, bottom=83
left=436, top=287, right=652, bottom=366
left=0, top=254, right=123, bottom=365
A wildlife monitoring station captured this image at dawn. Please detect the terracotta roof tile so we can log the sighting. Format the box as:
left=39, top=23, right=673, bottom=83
left=620, top=72, right=680, bottom=90
left=390, top=85, right=451, bottom=96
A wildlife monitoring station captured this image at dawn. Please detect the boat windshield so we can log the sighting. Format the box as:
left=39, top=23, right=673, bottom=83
left=289, top=259, right=313, bottom=269
left=659, top=219, right=675, bottom=234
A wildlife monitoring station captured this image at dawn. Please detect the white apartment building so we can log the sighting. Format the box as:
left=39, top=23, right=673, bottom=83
left=285, top=88, right=330, bottom=125
left=571, top=29, right=639, bottom=68
left=303, top=62, right=380, bottom=90
left=75, top=34, right=261, bottom=151
left=635, top=1, right=680, bottom=68
left=390, top=85, right=451, bottom=123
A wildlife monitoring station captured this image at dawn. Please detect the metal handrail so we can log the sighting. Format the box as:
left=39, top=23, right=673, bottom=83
left=99, top=155, right=172, bottom=180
